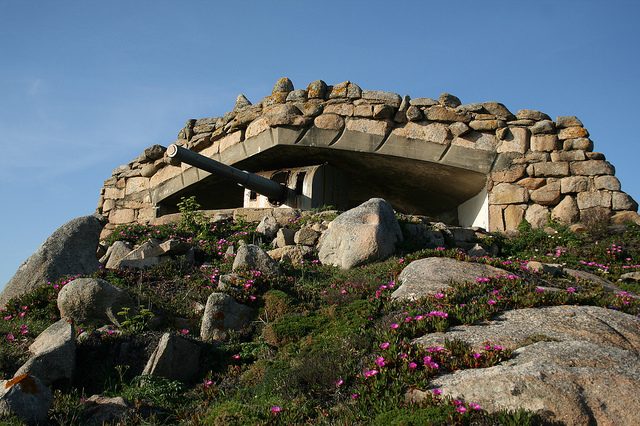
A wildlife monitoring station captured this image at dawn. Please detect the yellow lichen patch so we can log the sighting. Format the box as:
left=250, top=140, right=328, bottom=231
left=6, top=374, right=41, bottom=394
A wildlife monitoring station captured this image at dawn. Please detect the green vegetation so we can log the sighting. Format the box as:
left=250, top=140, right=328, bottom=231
left=1, top=202, right=639, bottom=425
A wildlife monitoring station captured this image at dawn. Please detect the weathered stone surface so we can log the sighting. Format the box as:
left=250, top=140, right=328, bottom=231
left=405, top=105, right=423, bottom=121
left=558, top=126, right=589, bottom=140
left=503, top=204, right=526, bottom=230
left=530, top=120, right=556, bottom=135
left=391, top=121, right=450, bottom=144
left=256, top=214, right=279, bottom=239
left=483, top=101, right=515, bottom=120
left=468, top=119, right=504, bottom=131
left=556, top=116, right=583, bottom=128
left=286, top=89, right=306, bottom=102
left=314, top=113, right=344, bottom=131
left=530, top=182, right=561, bottom=206
left=294, top=227, right=319, bottom=246
left=372, top=104, right=394, bottom=119
left=516, top=109, right=550, bottom=121
left=551, top=196, right=580, bottom=225
left=517, top=177, right=546, bottom=190
left=491, top=165, right=526, bottom=183
left=0, top=374, right=53, bottom=425
left=272, top=77, right=294, bottom=94
left=570, top=160, right=615, bottom=176
left=439, top=93, right=461, bottom=108
left=410, top=97, right=438, bottom=107
left=391, top=257, right=513, bottom=301
left=318, top=198, right=402, bottom=269
left=577, top=191, right=612, bottom=210
left=57, top=278, right=135, bottom=327
left=362, top=90, right=402, bottom=107
left=232, top=244, right=282, bottom=276
left=1, top=215, right=105, bottom=308
left=531, top=134, right=560, bottom=151
left=114, top=239, right=164, bottom=270
left=83, top=395, right=135, bottom=426
left=525, top=204, right=549, bottom=229
left=496, top=127, right=529, bottom=153
left=560, top=176, right=590, bottom=194
left=412, top=339, right=640, bottom=426
left=580, top=207, right=612, bottom=224
left=488, top=183, right=529, bottom=204
left=346, top=117, right=393, bottom=136
left=612, top=192, right=638, bottom=211
left=201, top=292, right=252, bottom=341
left=274, top=228, right=296, bottom=248
left=267, top=245, right=313, bottom=264
left=425, top=106, right=471, bottom=123
left=533, top=162, right=570, bottom=177
left=101, top=241, right=133, bottom=268
left=142, top=333, right=201, bottom=383
left=611, top=210, right=640, bottom=225
left=306, top=80, right=327, bottom=99
left=14, top=318, right=76, bottom=387
left=526, top=260, right=563, bottom=276
left=449, top=121, right=470, bottom=137
left=324, top=103, right=354, bottom=116
left=594, top=175, right=621, bottom=191
left=551, top=150, right=586, bottom=162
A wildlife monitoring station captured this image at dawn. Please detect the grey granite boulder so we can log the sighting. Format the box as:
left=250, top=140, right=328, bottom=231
left=83, top=395, right=135, bottom=426
left=318, top=198, right=402, bottom=269
left=57, top=278, right=135, bottom=327
left=200, top=292, right=253, bottom=341
left=408, top=305, right=640, bottom=425
left=14, top=318, right=76, bottom=386
left=0, top=374, right=53, bottom=425
left=232, top=244, right=282, bottom=276
left=392, top=257, right=513, bottom=301
left=141, top=333, right=201, bottom=383
left=1, top=214, right=106, bottom=307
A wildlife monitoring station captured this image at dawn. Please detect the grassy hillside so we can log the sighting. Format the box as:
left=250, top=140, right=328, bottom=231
left=1, top=202, right=639, bottom=425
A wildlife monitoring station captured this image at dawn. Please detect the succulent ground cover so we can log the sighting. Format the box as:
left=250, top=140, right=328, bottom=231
left=1, top=205, right=639, bottom=425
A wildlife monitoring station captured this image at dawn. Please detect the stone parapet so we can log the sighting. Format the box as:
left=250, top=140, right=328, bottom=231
left=97, top=78, right=638, bottom=234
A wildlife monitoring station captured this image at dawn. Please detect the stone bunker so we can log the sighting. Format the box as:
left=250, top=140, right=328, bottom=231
left=97, top=78, right=638, bottom=236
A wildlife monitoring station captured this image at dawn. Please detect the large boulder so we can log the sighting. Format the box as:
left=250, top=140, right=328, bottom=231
left=141, top=333, right=201, bottom=383
left=200, top=292, right=253, bottom=341
left=318, top=198, right=402, bottom=269
left=1, top=214, right=106, bottom=307
left=391, top=257, right=514, bottom=301
left=57, top=278, right=135, bottom=327
left=409, top=305, right=640, bottom=425
left=83, top=395, right=135, bottom=426
left=14, top=318, right=76, bottom=387
left=0, top=374, right=53, bottom=425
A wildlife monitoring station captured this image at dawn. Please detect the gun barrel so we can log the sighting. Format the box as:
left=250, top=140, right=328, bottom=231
left=166, top=144, right=289, bottom=202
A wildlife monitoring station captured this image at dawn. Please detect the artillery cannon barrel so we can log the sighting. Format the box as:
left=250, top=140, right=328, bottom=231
left=166, top=144, right=290, bottom=202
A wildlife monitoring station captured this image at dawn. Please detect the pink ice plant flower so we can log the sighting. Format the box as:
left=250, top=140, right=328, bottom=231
left=432, top=389, right=442, bottom=395
left=364, top=369, right=378, bottom=378
left=271, top=406, right=281, bottom=413
left=375, top=357, right=386, bottom=367
left=380, top=342, right=390, bottom=350
left=390, top=323, right=399, bottom=329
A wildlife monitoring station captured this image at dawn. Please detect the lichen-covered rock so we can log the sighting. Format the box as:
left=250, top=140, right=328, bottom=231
left=200, top=293, right=253, bottom=341
left=0, top=374, right=53, bottom=425
left=318, top=198, right=402, bottom=269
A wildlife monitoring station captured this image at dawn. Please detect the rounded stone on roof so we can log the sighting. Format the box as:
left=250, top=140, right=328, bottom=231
left=439, top=93, right=461, bottom=107
left=272, top=77, right=294, bottom=94
left=234, top=94, right=252, bottom=111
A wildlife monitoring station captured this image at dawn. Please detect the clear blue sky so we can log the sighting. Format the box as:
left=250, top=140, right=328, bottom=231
left=2, top=0, right=639, bottom=288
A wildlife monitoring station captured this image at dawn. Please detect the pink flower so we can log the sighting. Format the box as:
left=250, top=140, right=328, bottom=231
left=380, top=342, right=390, bottom=350
left=351, top=394, right=358, bottom=399
left=432, top=388, right=442, bottom=395
left=469, top=403, right=481, bottom=410
left=271, top=406, right=281, bottom=413
left=335, top=379, right=343, bottom=386
left=487, top=299, right=496, bottom=305
left=476, top=277, right=489, bottom=282
left=567, top=287, right=575, bottom=293
left=204, top=381, right=213, bottom=386
left=233, top=354, right=240, bottom=359
left=6, top=334, right=14, bottom=341
left=375, top=357, right=386, bottom=367
left=390, top=323, right=399, bottom=329
left=408, top=362, right=417, bottom=369
left=473, top=353, right=481, bottom=359
left=405, top=316, right=412, bottom=322
left=182, top=329, right=189, bottom=334
left=456, top=406, right=467, bottom=413
left=434, top=292, right=445, bottom=299
left=493, top=345, right=502, bottom=350
left=364, top=369, right=378, bottom=378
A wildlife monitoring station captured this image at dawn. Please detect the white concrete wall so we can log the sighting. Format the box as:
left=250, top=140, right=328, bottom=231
left=458, top=186, right=488, bottom=229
